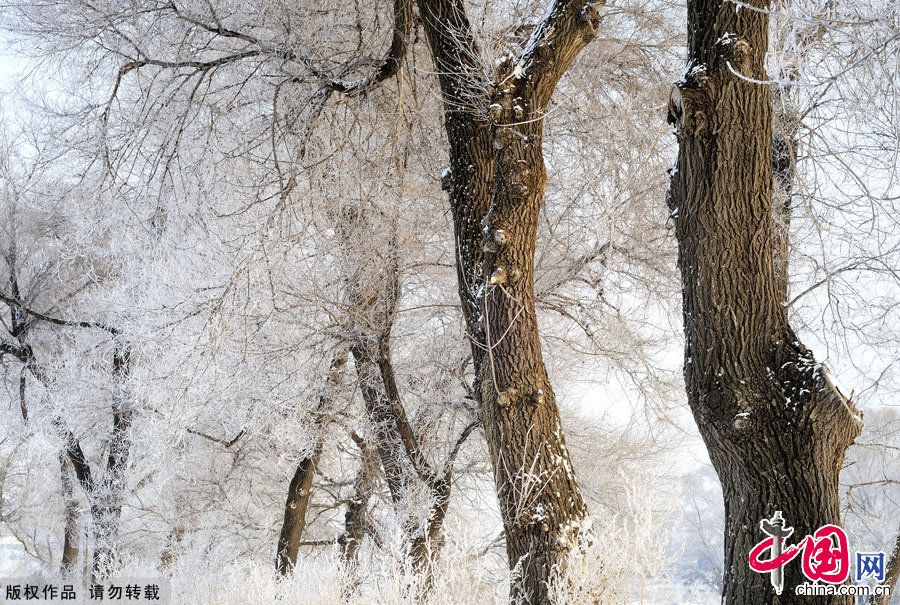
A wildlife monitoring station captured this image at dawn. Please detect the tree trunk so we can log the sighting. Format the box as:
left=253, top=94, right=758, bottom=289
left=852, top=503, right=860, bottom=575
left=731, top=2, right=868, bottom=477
left=275, top=444, right=323, bottom=575
left=340, top=206, right=460, bottom=579
left=275, top=353, right=347, bottom=575
left=59, top=458, right=80, bottom=576
left=350, top=335, right=456, bottom=579
left=666, top=2, right=862, bottom=603
left=870, top=525, right=900, bottom=605
left=2, top=285, right=134, bottom=580
left=351, top=337, right=415, bottom=511
left=339, top=435, right=380, bottom=566
left=92, top=345, right=133, bottom=577
left=416, top=1, right=601, bottom=601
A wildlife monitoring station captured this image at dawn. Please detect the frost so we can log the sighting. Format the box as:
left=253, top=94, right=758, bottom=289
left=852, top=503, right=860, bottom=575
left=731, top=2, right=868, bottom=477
left=716, top=33, right=737, bottom=46
left=677, top=61, right=707, bottom=86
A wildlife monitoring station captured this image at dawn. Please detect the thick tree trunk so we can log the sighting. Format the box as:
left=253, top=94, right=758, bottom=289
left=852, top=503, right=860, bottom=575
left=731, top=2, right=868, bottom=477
left=416, top=1, right=601, bottom=601
left=667, top=1, right=862, bottom=603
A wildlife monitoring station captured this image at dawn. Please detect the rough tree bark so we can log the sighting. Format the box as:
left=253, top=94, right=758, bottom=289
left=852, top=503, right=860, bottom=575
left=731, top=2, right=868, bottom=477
left=870, top=525, right=900, bottom=605
left=416, top=0, right=601, bottom=601
left=666, top=1, right=863, bottom=603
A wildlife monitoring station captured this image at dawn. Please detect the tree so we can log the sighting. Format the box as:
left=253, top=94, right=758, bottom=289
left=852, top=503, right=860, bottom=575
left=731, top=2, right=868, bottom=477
left=2, top=0, right=680, bottom=596
left=666, top=1, right=863, bottom=603
left=274, top=352, right=347, bottom=575
left=414, top=0, right=606, bottom=600
left=275, top=204, right=477, bottom=581
left=0, top=141, right=134, bottom=578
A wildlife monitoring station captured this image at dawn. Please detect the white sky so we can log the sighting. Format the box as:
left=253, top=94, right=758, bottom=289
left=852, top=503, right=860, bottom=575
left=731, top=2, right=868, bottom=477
left=0, top=33, right=19, bottom=81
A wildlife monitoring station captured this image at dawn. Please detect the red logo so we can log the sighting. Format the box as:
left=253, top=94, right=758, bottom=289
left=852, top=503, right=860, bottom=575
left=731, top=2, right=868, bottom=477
left=748, top=512, right=850, bottom=594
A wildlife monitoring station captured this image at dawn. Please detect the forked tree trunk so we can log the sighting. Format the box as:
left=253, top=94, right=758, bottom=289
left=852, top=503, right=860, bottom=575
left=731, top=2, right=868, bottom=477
left=340, top=207, right=467, bottom=580
left=351, top=337, right=415, bottom=512
left=666, top=1, right=862, bottom=603
left=350, top=307, right=454, bottom=578
left=416, top=1, right=601, bottom=601
left=21, top=345, right=105, bottom=579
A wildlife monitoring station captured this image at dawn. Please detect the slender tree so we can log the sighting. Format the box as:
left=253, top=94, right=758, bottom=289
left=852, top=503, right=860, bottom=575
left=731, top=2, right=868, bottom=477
left=0, top=289, right=133, bottom=577
left=275, top=353, right=347, bottom=575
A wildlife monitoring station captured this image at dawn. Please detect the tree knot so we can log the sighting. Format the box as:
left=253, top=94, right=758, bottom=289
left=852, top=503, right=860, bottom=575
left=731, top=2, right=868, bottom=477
left=579, top=3, right=603, bottom=36
left=489, top=266, right=507, bottom=285
left=671, top=62, right=712, bottom=137
left=715, top=33, right=752, bottom=71
left=498, top=386, right=519, bottom=408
